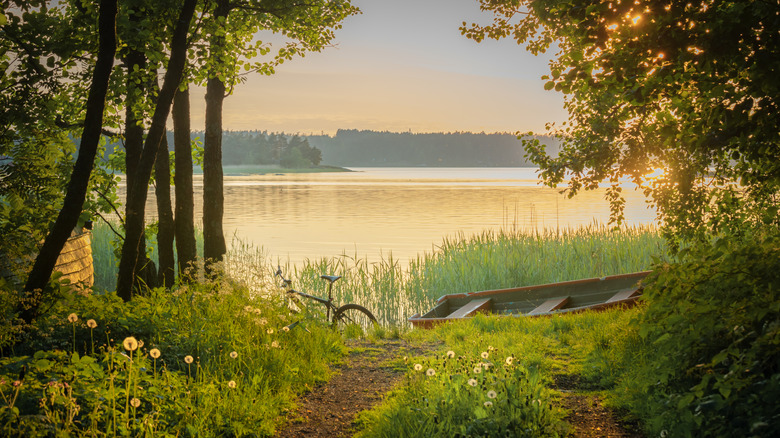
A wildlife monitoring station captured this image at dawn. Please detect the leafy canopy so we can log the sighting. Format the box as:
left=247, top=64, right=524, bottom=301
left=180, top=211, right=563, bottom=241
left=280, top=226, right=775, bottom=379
left=462, top=0, right=780, bottom=245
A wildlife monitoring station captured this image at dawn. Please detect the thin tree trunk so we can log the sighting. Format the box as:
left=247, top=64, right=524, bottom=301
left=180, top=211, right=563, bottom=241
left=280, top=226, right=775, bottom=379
left=155, top=133, right=176, bottom=287
left=123, top=49, right=158, bottom=291
left=116, top=0, right=198, bottom=301
left=203, top=75, right=227, bottom=274
left=202, top=0, right=230, bottom=276
left=20, top=0, right=118, bottom=323
left=173, top=87, right=197, bottom=279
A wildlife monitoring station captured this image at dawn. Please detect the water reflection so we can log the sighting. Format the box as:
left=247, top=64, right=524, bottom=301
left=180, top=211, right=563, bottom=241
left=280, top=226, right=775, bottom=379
left=131, top=168, right=657, bottom=265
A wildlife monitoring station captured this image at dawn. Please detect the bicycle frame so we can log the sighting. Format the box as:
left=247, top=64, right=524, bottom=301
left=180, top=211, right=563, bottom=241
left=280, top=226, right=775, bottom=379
left=276, top=269, right=338, bottom=322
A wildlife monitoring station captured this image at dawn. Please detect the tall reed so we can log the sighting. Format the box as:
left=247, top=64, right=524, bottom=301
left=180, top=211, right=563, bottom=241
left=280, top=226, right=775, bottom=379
left=92, top=222, right=666, bottom=326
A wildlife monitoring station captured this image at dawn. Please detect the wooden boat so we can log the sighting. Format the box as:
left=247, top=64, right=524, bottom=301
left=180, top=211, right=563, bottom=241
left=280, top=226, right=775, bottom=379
left=408, top=271, right=650, bottom=328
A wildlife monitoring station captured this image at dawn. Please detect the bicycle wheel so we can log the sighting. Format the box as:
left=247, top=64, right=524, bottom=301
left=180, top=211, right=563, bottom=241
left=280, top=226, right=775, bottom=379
left=333, top=303, right=377, bottom=335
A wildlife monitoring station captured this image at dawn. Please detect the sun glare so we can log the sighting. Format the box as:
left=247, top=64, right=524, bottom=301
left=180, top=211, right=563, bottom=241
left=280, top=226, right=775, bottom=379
left=644, top=167, right=667, bottom=182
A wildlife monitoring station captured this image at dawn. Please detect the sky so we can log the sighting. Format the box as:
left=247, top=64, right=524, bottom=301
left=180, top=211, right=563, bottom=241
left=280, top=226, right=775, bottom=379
left=189, top=0, right=568, bottom=135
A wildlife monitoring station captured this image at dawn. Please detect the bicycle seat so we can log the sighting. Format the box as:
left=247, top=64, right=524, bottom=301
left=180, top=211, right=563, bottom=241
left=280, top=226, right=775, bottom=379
left=320, top=275, right=341, bottom=283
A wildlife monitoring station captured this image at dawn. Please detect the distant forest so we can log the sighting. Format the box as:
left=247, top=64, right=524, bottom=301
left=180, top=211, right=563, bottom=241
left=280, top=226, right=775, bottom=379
left=102, top=130, right=560, bottom=168
left=306, top=130, right=560, bottom=167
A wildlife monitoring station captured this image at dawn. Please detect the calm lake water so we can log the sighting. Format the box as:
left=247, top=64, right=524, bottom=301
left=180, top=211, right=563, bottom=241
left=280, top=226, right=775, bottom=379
left=135, top=167, right=657, bottom=266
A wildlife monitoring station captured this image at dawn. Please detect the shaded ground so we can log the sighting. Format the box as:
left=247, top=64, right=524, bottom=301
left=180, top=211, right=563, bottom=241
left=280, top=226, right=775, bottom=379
left=555, top=374, right=645, bottom=438
left=276, top=340, right=644, bottom=438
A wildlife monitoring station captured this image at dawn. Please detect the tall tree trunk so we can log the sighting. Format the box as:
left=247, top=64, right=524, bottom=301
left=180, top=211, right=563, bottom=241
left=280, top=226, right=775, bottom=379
left=116, top=0, right=198, bottom=301
left=203, top=76, right=227, bottom=274
left=123, top=49, right=158, bottom=292
left=20, top=0, right=118, bottom=323
left=155, top=133, right=176, bottom=287
left=173, top=87, right=197, bottom=278
left=202, top=0, right=230, bottom=276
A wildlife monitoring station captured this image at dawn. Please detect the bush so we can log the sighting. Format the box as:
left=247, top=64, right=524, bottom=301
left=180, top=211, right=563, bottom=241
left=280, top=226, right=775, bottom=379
left=619, top=232, right=780, bottom=437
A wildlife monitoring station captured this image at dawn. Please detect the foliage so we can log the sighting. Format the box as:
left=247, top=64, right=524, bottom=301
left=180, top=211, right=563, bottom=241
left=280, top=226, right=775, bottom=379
left=0, top=279, right=344, bottom=436
left=0, top=3, right=121, bottom=285
left=607, top=232, right=780, bottom=437
left=463, top=0, right=780, bottom=245
left=356, top=343, right=565, bottom=437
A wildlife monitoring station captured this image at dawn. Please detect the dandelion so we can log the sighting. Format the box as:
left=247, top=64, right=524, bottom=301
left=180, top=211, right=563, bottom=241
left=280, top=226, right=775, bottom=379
left=446, top=350, right=455, bottom=358
left=426, top=368, right=436, bottom=376
left=230, top=351, right=238, bottom=359
left=184, top=355, right=194, bottom=364
left=473, top=367, right=482, bottom=374
left=123, top=337, right=139, bottom=352
left=282, top=326, right=290, bottom=332
left=244, top=305, right=253, bottom=313
left=480, top=351, right=489, bottom=359
left=487, top=390, right=497, bottom=399
left=138, top=340, right=144, bottom=349
left=505, top=356, right=514, bottom=366
left=87, top=319, right=97, bottom=329
left=484, top=401, right=493, bottom=408
left=414, top=364, right=423, bottom=371
left=130, top=397, right=141, bottom=408
left=68, top=313, right=78, bottom=323
left=228, top=380, right=236, bottom=389
left=266, top=328, right=274, bottom=335
left=271, top=340, right=280, bottom=348
left=468, top=379, right=478, bottom=387
left=149, top=349, right=161, bottom=359
left=488, top=346, right=494, bottom=351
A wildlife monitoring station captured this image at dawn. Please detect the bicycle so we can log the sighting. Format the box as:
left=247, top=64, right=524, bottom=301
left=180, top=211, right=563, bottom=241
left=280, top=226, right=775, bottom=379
left=275, top=267, right=378, bottom=332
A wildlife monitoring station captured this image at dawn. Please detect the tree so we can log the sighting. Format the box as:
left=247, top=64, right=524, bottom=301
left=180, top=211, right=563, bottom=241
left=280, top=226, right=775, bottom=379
left=194, top=0, right=358, bottom=273
left=15, top=0, right=118, bottom=322
left=172, top=87, right=198, bottom=278
left=463, top=0, right=780, bottom=245
left=115, top=0, right=198, bottom=301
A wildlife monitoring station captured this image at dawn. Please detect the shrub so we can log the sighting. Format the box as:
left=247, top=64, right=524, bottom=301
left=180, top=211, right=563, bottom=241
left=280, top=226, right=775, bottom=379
left=619, top=232, right=780, bottom=437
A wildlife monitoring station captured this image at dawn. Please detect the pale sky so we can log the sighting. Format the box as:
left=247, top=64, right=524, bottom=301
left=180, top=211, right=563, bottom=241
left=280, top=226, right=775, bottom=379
left=189, top=0, right=568, bottom=135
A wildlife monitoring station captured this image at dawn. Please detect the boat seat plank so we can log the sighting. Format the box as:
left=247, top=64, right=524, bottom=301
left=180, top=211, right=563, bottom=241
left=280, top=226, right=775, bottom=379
left=527, top=296, right=570, bottom=315
left=446, top=298, right=493, bottom=319
left=606, top=288, right=641, bottom=303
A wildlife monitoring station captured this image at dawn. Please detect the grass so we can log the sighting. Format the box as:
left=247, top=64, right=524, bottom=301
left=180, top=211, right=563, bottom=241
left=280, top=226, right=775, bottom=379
left=1, top=222, right=667, bottom=436
left=93, top=222, right=665, bottom=326
left=355, top=307, right=646, bottom=437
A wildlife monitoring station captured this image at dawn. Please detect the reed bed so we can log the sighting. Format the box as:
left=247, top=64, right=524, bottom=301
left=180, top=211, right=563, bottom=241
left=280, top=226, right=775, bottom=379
left=92, top=223, right=665, bottom=327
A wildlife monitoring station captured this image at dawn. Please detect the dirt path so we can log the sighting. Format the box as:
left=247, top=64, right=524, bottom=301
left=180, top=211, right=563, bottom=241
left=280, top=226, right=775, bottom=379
left=274, top=339, right=413, bottom=438
left=276, top=340, right=644, bottom=438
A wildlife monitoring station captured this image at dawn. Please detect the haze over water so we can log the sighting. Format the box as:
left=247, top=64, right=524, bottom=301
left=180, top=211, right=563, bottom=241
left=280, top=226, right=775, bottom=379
left=136, top=168, right=657, bottom=267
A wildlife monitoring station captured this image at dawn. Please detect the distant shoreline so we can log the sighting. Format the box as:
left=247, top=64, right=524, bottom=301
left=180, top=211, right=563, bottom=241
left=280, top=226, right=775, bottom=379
left=215, top=164, right=352, bottom=176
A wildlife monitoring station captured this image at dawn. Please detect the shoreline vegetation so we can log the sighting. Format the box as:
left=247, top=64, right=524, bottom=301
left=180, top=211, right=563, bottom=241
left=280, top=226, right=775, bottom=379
left=3, top=225, right=777, bottom=436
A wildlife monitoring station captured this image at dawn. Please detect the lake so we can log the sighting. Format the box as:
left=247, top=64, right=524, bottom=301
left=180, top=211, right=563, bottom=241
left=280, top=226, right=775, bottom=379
left=135, top=167, right=657, bottom=266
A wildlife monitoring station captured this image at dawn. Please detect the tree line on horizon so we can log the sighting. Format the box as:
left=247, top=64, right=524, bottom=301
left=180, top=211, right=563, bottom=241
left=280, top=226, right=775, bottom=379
left=212, top=129, right=562, bottom=168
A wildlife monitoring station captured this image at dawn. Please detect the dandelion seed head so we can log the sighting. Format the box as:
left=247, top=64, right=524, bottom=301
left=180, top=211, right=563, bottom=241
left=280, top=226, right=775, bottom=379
left=228, top=380, right=236, bottom=388
left=149, top=348, right=161, bottom=359
left=484, top=401, right=493, bottom=408
left=184, top=355, right=194, bottom=364
left=414, top=363, right=423, bottom=371
left=282, top=326, right=290, bottom=332
left=123, top=337, right=139, bottom=352
left=230, top=351, right=238, bottom=359
left=271, top=340, right=279, bottom=348
left=487, top=390, right=497, bottom=399
left=130, top=397, right=141, bottom=408
left=426, top=368, right=436, bottom=376
left=468, top=379, right=478, bottom=387
left=87, top=319, right=97, bottom=329
left=446, top=350, right=455, bottom=358
left=505, top=356, right=514, bottom=366
left=67, top=313, right=78, bottom=323
left=266, top=328, right=274, bottom=334
left=480, top=351, right=489, bottom=359
left=473, top=367, right=482, bottom=374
